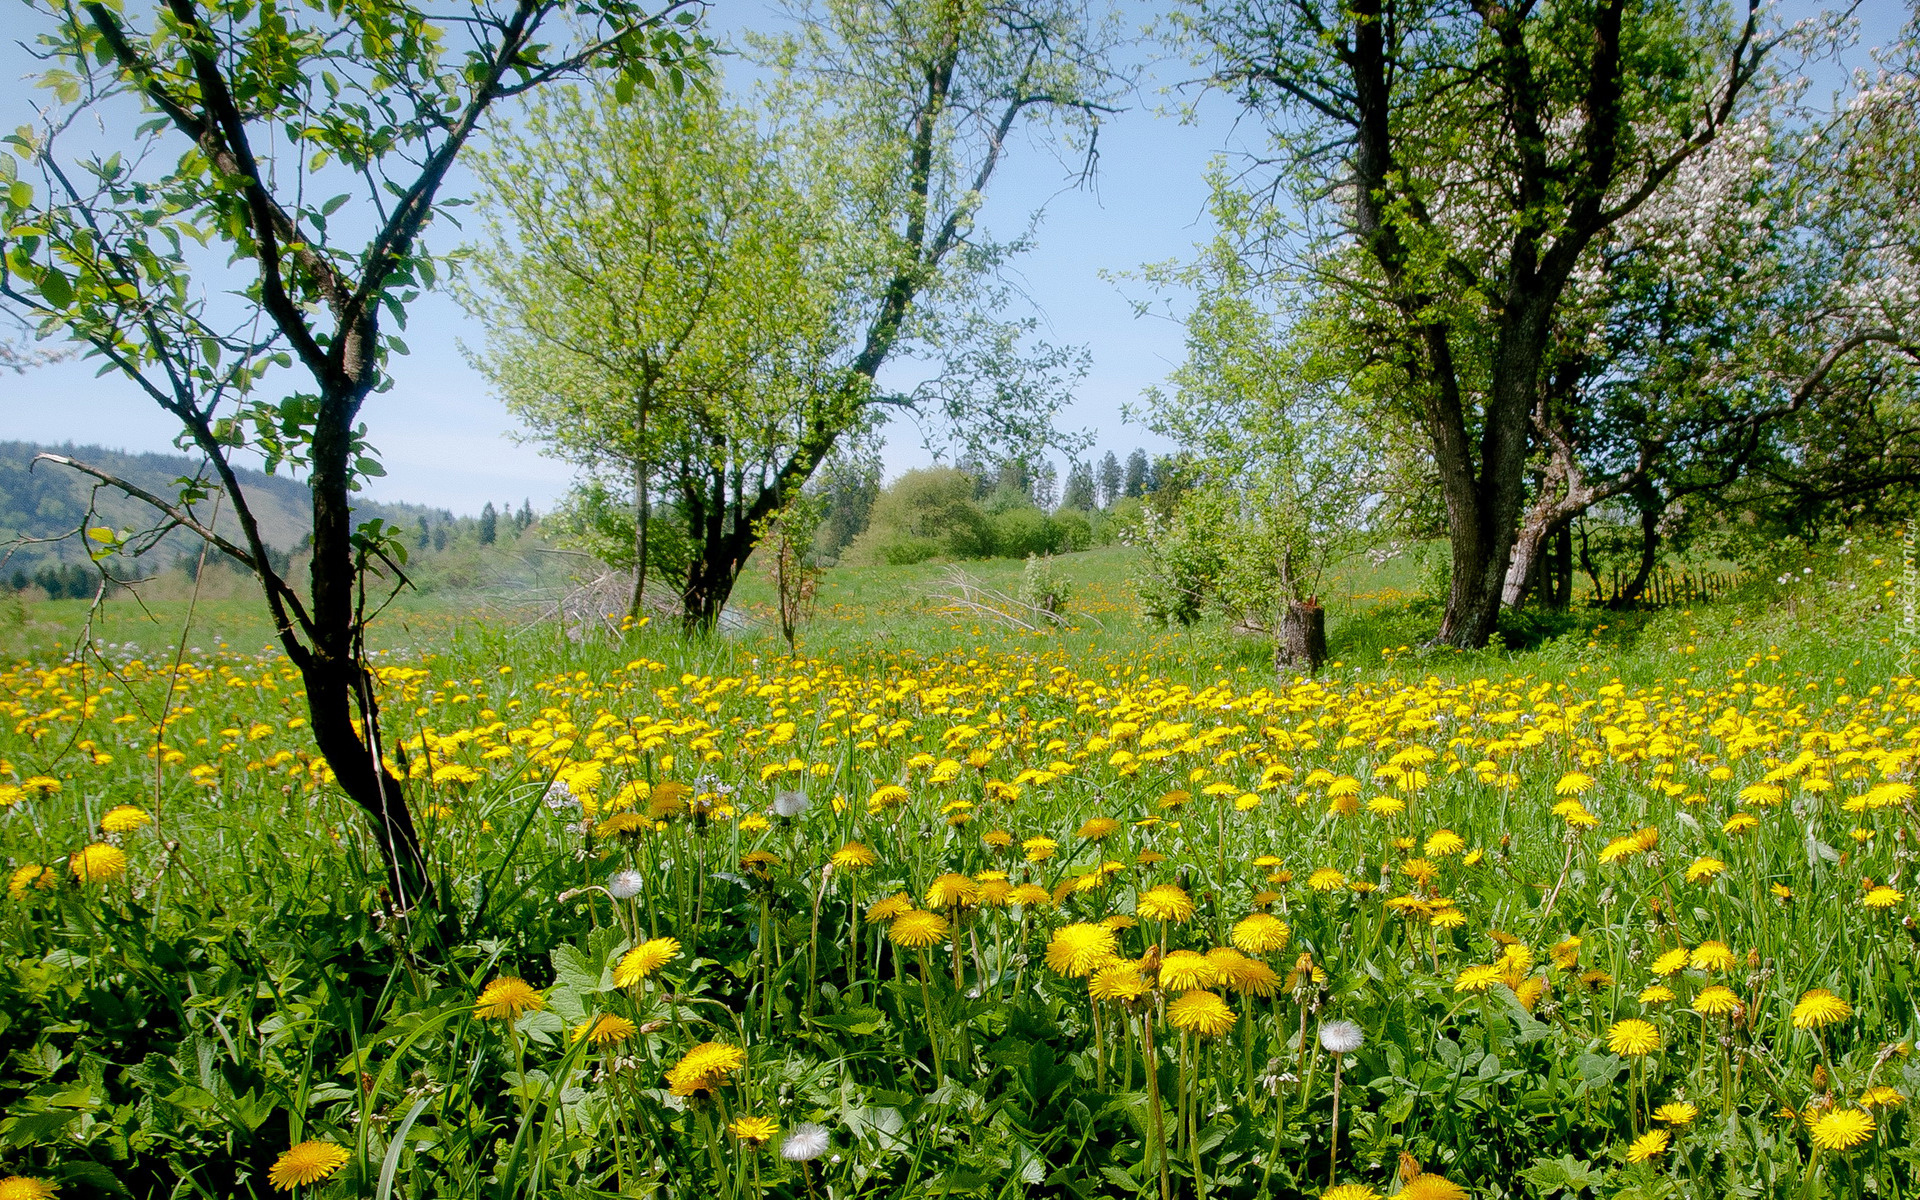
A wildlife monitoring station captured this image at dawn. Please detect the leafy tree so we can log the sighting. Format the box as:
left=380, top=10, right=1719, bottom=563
left=0, top=0, right=706, bottom=903
left=1177, top=0, right=1775, bottom=645
left=1124, top=448, right=1149, bottom=498
left=1136, top=178, right=1381, bottom=667
left=470, top=0, right=1121, bottom=627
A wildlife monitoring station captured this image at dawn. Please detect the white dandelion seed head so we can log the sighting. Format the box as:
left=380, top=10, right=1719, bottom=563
left=772, top=789, right=810, bottom=818
left=607, top=869, right=644, bottom=899
left=780, top=1122, right=831, bottom=1162
left=1318, top=1019, right=1364, bottom=1055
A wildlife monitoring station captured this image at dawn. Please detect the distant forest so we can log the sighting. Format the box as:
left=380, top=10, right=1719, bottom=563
left=0, top=442, right=527, bottom=598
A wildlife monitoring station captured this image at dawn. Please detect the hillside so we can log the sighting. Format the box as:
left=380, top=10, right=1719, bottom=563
left=0, top=441, right=457, bottom=574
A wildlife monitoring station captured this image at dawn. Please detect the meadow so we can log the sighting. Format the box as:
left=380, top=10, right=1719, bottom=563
left=0, top=542, right=1914, bottom=1199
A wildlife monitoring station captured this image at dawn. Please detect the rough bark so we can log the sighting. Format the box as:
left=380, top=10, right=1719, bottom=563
left=1275, top=599, right=1327, bottom=675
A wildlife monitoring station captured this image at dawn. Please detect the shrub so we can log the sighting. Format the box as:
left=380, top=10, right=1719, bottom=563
left=851, top=467, right=997, bottom=563
left=992, top=507, right=1059, bottom=558
left=1052, top=508, right=1093, bottom=552
left=1018, top=553, right=1071, bottom=616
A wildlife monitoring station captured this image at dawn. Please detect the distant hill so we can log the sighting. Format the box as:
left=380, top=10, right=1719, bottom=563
left=0, top=441, right=456, bottom=574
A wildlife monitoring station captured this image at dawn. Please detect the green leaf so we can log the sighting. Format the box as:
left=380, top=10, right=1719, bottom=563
left=36, top=267, right=71, bottom=308
left=56, top=1162, right=132, bottom=1200
left=812, top=1005, right=884, bottom=1036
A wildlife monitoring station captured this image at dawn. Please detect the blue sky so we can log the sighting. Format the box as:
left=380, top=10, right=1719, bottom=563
left=1, top=1, right=1900, bottom=513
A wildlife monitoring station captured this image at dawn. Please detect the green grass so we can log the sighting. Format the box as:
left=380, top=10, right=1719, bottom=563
left=0, top=536, right=1914, bottom=1198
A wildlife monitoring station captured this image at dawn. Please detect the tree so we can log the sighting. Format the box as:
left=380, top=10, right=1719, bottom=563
left=469, top=0, right=1122, bottom=628
left=1098, top=450, right=1124, bottom=507
left=1061, top=460, right=1097, bottom=510
left=479, top=502, right=499, bottom=546
left=1136, top=178, right=1380, bottom=668
left=466, top=84, right=845, bottom=625
left=1, top=0, right=705, bottom=905
left=1124, top=448, right=1149, bottom=498
left=1179, top=0, right=1774, bottom=645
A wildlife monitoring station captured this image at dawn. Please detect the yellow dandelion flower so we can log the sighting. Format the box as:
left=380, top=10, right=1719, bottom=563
left=1650, top=947, right=1689, bottom=976
left=1157, top=950, right=1219, bottom=990
left=1625, top=1128, right=1669, bottom=1162
left=1654, top=1101, right=1698, bottom=1125
left=1165, top=989, right=1236, bottom=1036
left=1008, top=883, right=1052, bottom=908
left=1863, top=886, right=1904, bottom=909
left=7, top=864, right=55, bottom=900
left=1688, top=941, right=1735, bottom=971
left=1453, top=964, right=1502, bottom=993
left=1045, top=922, right=1118, bottom=977
left=1430, top=907, right=1467, bottom=929
left=1320, top=1185, right=1381, bottom=1200
left=1858, top=1086, right=1904, bottom=1108
left=1740, top=782, right=1785, bottom=806
left=1722, top=812, right=1760, bottom=834
left=831, top=842, right=878, bottom=870
left=866, top=892, right=913, bottom=922
left=1791, top=989, right=1851, bottom=1029
left=924, top=873, right=979, bottom=908
left=667, top=1041, right=746, bottom=1096
left=69, top=842, right=128, bottom=884
left=1231, top=912, right=1292, bottom=954
left=1806, top=1106, right=1874, bottom=1152
left=1685, top=856, right=1726, bottom=883
left=1639, top=984, right=1675, bottom=1004
left=474, top=977, right=545, bottom=1020
left=1076, top=817, right=1121, bottom=840
left=888, top=909, right=950, bottom=949
left=1551, top=937, right=1581, bottom=970
left=1089, top=965, right=1152, bottom=1004
left=1398, top=1175, right=1467, bottom=1200
left=1136, top=884, right=1196, bottom=922
left=1424, top=829, right=1466, bottom=857
left=1607, top=1018, right=1660, bottom=1056
left=1308, top=867, right=1346, bottom=892
left=1213, top=952, right=1282, bottom=997
left=1693, top=985, right=1742, bottom=1017
left=615, top=937, right=681, bottom=987
left=0, top=1178, right=58, bottom=1200
left=573, top=1014, right=637, bottom=1047
left=1022, top=836, right=1059, bottom=862
left=268, top=1140, right=350, bottom=1190
left=1554, top=771, right=1594, bottom=795
left=869, top=784, right=910, bottom=810
left=99, top=804, right=153, bottom=835
left=1863, top=781, right=1916, bottom=809
left=730, top=1115, right=779, bottom=1145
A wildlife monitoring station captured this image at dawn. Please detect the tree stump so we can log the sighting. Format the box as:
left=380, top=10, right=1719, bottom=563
left=1275, top=598, right=1327, bottom=674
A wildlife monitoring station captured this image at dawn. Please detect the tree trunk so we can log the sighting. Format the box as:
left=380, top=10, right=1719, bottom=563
left=1274, top=599, right=1327, bottom=675
left=1549, top=522, right=1573, bottom=609
left=629, top=456, right=650, bottom=622
left=1617, top=503, right=1660, bottom=606
left=306, top=383, right=431, bottom=907
left=304, top=659, right=431, bottom=906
